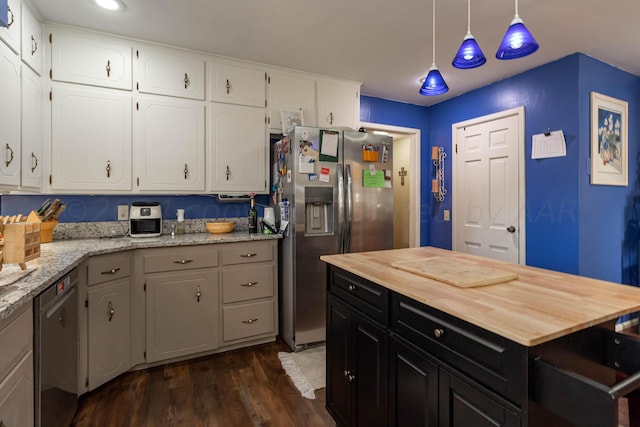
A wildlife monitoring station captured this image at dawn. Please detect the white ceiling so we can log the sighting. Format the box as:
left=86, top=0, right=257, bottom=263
left=29, top=0, right=640, bottom=107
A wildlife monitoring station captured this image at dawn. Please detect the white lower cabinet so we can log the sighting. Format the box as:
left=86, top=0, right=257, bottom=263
left=50, top=85, right=132, bottom=192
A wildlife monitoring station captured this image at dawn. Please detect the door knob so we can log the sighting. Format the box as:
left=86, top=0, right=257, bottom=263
left=507, top=226, right=516, bottom=233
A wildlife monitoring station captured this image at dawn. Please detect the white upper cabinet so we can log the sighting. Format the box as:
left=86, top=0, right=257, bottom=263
left=135, top=46, right=205, bottom=100
left=0, top=40, right=21, bottom=188
left=0, top=0, right=20, bottom=54
left=267, top=71, right=316, bottom=133
left=209, top=60, right=266, bottom=108
left=21, top=64, right=42, bottom=191
left=135, top=96, right=205, bottom=192
left=208, top=103, right=267, bottom=193
left=51, top=85, right=132, bottom=192
left=20, top=1, right=41, bottom=75
left=317, top=79, right=360, bottom=130
left=50, top=28, right=132, bottom=90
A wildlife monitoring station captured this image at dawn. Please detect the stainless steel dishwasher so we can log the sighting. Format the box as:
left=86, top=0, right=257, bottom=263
left=34, top=269, right=78, bottom=427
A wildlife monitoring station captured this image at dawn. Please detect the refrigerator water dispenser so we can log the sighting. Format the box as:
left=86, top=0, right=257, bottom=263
left=304, top=187, right=333, bottom=235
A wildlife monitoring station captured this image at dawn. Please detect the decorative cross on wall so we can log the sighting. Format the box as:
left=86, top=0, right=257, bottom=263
left=398, top=167, right=408, bottom=186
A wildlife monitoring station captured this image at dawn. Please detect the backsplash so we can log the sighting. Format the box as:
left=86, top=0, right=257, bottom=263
left=0, top=194, right=271, bottom=222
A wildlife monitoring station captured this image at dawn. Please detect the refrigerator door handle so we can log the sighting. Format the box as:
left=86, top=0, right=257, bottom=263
left=345, top=164, right=352, bottom=253
left=337, top=163, right=345, bottom=253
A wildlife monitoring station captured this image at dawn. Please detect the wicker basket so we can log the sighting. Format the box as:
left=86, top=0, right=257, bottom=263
left=205, top=221, right=236, bottom=234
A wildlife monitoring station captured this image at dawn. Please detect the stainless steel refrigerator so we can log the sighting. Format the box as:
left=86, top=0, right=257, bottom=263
left=273, top=126, right=393, bottom=351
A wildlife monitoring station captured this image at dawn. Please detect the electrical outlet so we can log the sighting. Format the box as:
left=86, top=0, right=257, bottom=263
left=117, top=205, right=129, bottom=221
left=444, top=210, right=450, bottom=222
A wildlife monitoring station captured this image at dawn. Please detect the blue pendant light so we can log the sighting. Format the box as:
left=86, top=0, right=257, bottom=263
left=420, top=0, right=448, bottom=96
left=452, top=0, right=486, bottom=69
left=496, top=0, right=538, bottom=60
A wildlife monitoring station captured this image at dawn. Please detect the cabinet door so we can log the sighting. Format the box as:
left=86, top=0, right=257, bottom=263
left=317, top=79, right=360, bottom=130
left=208, top=103, right=267, bottom=193
left=21, top=64, right=42, bottom=190
left=389, top=338, right=438, bottom=427
left=268, top=72, right=316, bottom=133
left=0, top=0, right=20, bottom=54
left=146, top=270, right=219, bottom=363
left=0, top=40, right=21, bottom=188
left=326, top=295, right=351, bottom=427
left=20, top=1, right=40, bottom=75
left=209, top=61, right=265, bottom=107
left=439, top=370, right=520, bottom=427
left=50, top=29, right=132, bottom=90
left=351, top=310, right=388, bottom=427
left=87, top=278, right=131, bottom=391
left=51, top=85, right=132, bottom=192
left=0, top=352, right=34, bottom=427
left=135, top=46, right=205, bottom=100
left=135, top=97, right=205, bottom=192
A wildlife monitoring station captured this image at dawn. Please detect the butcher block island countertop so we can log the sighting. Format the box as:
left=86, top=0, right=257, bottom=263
left=320, top=246, right=640, bottom=347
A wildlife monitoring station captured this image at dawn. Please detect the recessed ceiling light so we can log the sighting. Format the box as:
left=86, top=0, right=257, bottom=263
left=94, top=0, right=124, bottom=11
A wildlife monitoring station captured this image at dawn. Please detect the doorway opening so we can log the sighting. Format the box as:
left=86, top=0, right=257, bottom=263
left=359, top=122, right=421, bottom=248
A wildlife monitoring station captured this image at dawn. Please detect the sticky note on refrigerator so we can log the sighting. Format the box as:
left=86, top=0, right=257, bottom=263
left=363, top=170, right=385, bottom=188
left=320, top=167, right=330, bottom=183
left=299, top=155, right=315, bottom=173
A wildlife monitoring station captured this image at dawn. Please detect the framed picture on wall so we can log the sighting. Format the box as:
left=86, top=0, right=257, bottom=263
left=281, top=109, right=304, bottom=135
left=591, top=92, right=628, bottom=186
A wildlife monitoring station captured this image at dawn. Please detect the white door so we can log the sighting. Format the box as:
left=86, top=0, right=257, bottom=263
left=452, top=107, right=525, bottom=264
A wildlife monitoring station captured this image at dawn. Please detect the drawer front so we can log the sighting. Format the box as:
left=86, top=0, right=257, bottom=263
left=143, top=246, right=218, bottom=273
left=329, top=266, right=388, bottom=325
left=0, top=305, right=32, bottom=380
left=391, top=293, right=526, bottom=405
left=87, top=252, right=132, bottom=286
left=221, top=241, right=273, bottom=266
left=222, top=264, right=274, bottom=303
left=223, top=300, right=274, bottom=342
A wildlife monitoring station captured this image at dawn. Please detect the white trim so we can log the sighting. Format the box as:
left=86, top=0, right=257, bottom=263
left=360, top=121, right=421, bottom=248
left=451, top=106, right=526, bottom=264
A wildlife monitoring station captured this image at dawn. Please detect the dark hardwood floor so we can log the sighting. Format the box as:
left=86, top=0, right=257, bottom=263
left=71, top=338, right=334, bottom=427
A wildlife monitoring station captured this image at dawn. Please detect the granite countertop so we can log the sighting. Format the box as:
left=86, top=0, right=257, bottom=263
left=321, top=246, right=640, bottom=347
left=0, top=231, right=280, bottom=321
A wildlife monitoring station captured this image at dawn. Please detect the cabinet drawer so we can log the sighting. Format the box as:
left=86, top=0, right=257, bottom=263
left=223, top=300, right=274, bottom=342
left=0, top=305, right=32, bottom=381
left=222, top=264, right=274, bottom=303
left=391, top=293, right=526, bottom=406
left=143, top=246, right=218, bottom=273
left=87, top=252, right=132, bottom=286
left=329, top=266, right=388, bottom=325
left=221, top=241, right=273, bottom=266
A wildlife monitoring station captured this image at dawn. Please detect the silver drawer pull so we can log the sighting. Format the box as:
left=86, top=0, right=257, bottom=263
left=196, top=285, right=201, bottom=303
left=434, top=328, right=445, bottom=338
left=108, top=301, right=115, bottom=322
left=100, top=268, right=121, bottom=275
left=348, top=284, right=357, bottom=291
left=240, top=253, right=257, bottom=258
left=241, top=281, right=258, bottom=287
left=173, top=259, right=194, bottom=265
left=242, top=318, right=259, bottom=324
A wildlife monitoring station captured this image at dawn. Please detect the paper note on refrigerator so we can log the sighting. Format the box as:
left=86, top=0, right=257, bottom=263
left=363, top=170, right=385, bottom=188
left=319, top=130, right=339, bottom=161
left=299, top=155, right=315, bottom=173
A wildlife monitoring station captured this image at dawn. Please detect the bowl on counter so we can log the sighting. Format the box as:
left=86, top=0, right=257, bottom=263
left=205, top=221, right=236, bottom=234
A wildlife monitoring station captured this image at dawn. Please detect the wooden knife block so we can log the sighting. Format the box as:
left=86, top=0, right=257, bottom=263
left=26, top=210, right=58, bottom=243
left=1, top=222, right=41, bottom=270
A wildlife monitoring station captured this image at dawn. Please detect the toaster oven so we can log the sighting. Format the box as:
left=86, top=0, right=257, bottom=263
left=129, top=202, right=162, bottom=237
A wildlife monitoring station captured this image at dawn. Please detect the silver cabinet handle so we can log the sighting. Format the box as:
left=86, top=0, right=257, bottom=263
left=329, top=112, right=334, bottom=125
left=184, top=163, right=189, bottom=180
left=507, top=225, right=516, bottom=233
left=343, top=370, right=355, bottom=382
left=345, top=164, right=353, bottom=252
left=348, top=284, right=357, bottom=291
left=6, top=5, right=14, bottom=28
left=242, top=318, right=258, bottom=324
left=58, top=308, right=66, bottom=329
left=108, top=301, right=115, bottom=322
left=5, top=144, right=14, bottom=167
left=106, top=60, right=111, bottom=77
left=100, top=267, right=121, bottom=275
left=173, top=259, right=194, bottom=265
left=196, top=285, right=201, bottom=303
left=240, top=253, right=257, bottom=258
left=225, top=79, right=231, bottom=94
left=226, top=165, right=231, bottom=181
left=31, top=152, right=38, bottom=173
left=31, top=35, right=38, bottom=55
left=434, top=328, right=445, bottom=338
left=241, top=281, right=258, bottom=287
left=184, top=73, right=190, bottom=89
left=106, top=160, right=111, bottom=178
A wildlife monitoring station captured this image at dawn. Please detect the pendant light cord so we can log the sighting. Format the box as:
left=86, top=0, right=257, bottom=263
left=432, top=0, right=436, bottom=67
left=514, top=0, right=520, bottom=19
left=467, top=0, right=471, bottom=33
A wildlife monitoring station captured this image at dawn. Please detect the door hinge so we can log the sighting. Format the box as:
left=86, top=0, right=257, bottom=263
left=49, top=90, right=52, bottom=101
left=136, top=82, right=139, bottom=91
left=143, top=351, right=147, bottom=360
left=136, top=49, right=139, bottom=59
left=85, top=298, right=88, bottom=308
left=49, top=69, right=52, bottom=79
left=85, top=377, right=89, bottom=388
left=267, top=75, right=270, bottom=84
left=265, top=99, right=267, bottom=108
left=136, top=177, right=140, bottom=187
left=143, top=281, right=146, bottom=291
left=49, top=33, right=52, bottom=44
left=267, top=116, right=270, bottom=125
left=264, top=72, right=267, bottom=81
left=455, top=144, right=458, bottom=154
left=49, top=174, right=52, bottom=185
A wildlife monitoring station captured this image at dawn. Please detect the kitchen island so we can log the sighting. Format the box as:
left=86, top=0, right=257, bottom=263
left=321, top=247, right=640, bottom=427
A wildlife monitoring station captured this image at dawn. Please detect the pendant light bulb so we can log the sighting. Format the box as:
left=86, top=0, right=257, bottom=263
left=496, top=0, right=538, bottom=60
left=420, top=0, right=448, bottom=96
left=452, top=0, right=486, bottom=69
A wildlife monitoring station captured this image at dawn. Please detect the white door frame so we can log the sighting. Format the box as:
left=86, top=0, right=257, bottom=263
left=360, top=121, right=421, bottom=248
left=451, top=106, right=526, bottom=264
